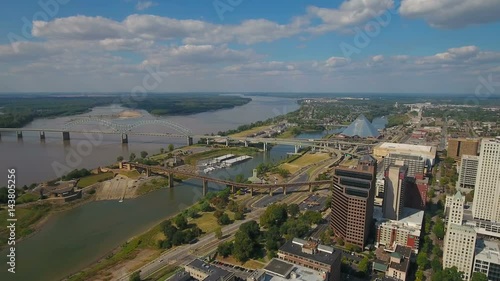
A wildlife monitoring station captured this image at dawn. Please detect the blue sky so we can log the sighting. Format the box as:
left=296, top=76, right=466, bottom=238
left=0, top=0, right=499, bottom=93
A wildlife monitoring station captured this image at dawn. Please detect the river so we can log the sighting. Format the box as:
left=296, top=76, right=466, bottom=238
left=0, top=96, right=313, bottom=281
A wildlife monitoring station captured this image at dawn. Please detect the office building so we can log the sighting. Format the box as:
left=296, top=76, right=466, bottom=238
left=277, top=238, right=341, bottom=281
left=404, top=174, right=428, bottom=211
left=383, top=153, right=425, bottom=177
left=443, top=224, right=477, bottom=281
left=473, top=137, right=500, bottom=223
left=330, top=155, right=377, bottom=248
left=447, top=138, right=479, bottom=161
left=373, top=142, right=437, bottom=168
left=385, top=245, right=412, bottom=281
left=458, top=155, right=479, bottom=189
left=445, top=191, right=465, bottom=227
left=248, top=259, right=329, bottom=281
left=185, top=259, right=235, bottom=281
left=375, top=207, right=424, bottom=254
left=383, top=165, right=408, bottom=221
left=474, top=240, right=500, bottom=281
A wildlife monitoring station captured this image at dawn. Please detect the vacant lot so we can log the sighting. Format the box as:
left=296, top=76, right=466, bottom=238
left=230, top=125, right=272, bottom=138
left=77, top=172, right=114, bottom=188
left=281, top=153, right=330, bottom=174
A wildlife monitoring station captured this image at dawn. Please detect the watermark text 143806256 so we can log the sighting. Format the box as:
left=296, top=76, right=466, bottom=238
left=7, top=168, right=17, bottom=274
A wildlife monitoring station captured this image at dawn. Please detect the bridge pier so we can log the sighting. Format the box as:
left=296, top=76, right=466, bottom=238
left=62, top=131, right=70, bottom=141
left=263, top=142, right=267, bottom=151
left=269, top=187, right=273, bottom=196
left=283, top=186, right=287, bottom=195
left=17, top=131, right=23, bottom=139
left=121, top=134, right=128, bottom=144
left=250, top=187, right=253, bottom=196
left=225, top=138, right=229, bottom=147
left=309, top=183, right=313, bottom=193
left=206, top=138, right=210, bottom=145
left=294, top=145, right=299, bottom=154
left=40, top=131, right=45, bottom=141
left=244, top=140, right=248, bottom=147
left=168, top=172, right=174, bottom=188
left=202, top=180, right=208, bottom=196
left=146, top=168, right=151, bottom=177
left=187, top=136, right=193, bottom=146
left=231, top=185, right=235, bottom=194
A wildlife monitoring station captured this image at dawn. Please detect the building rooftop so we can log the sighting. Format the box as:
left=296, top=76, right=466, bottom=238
left=448, top=223, right=476, bottom=235
left=256, top=260, right=327, bottom=281
left=278, top=239, right=340, bottom=266
left=376, top=142, right=436, bottom=155
left=264, top=259, right=295, bottom=278
left=461, top=154, right=479, bottom=160
left=168, top=270, right=192, bottom=281
left=388, top=245, right=412, bottom=273
left=475, top=240, right=500, bottom=264
left=187, top=259, right=233, bottom=281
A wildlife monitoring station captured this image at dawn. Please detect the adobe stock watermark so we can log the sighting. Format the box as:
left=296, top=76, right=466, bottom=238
left=7, top=0, right=71, bottom=53
left=339, top=5, right=398, bottom=61
left=50, top=64, right=172, bottom=178
left=213, top=0, right=244, bottom=21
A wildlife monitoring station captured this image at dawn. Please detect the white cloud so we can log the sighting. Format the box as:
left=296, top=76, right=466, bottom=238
left=136, top=0, right=157, bottom=11
left=32, top=16, right=127, bottom=40
left=306, top=0, right=395, bottom=33
left=400, top=0, right=500, bottom=28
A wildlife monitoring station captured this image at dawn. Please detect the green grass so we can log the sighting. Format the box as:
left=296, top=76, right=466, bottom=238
left=189, top=211, right=235, bottom=234
left=0, top=203, right=53, bottom=246
left=136, top=178, right=170, bottom=196
left=184, top=147, right=259, bottom=165
left=16, top=193, right=39, bottom=204
left=144, top=266, right=180, bottom=281
left=118, top=170, right=140, bottom=179
left=77, top=172, right=114, bottom=188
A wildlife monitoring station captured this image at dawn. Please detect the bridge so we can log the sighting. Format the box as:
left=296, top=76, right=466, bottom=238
left=0, top=117, right=377, bottom=149
left=122, top=162, right=332, bottom=197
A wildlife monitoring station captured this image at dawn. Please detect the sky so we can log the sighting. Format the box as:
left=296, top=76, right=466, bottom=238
left=0, top=0, right=499, bottom=94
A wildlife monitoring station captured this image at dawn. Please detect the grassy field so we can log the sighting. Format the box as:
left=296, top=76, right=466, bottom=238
left=16, top=192, right=39, bottom=204
left=280, top=153, right=330, bottom=174
left=229, top=125, right=271, bottom=138
left=0, top=203, right=53, bottom=246
left=77, top=172, right=114, bottom=188
left=184, top=147, right=259, bottom=165
left=189, top=211, right=235, bottom=234
left=136, top=178, right=170, bottom=196
left=118, top=170, right=141, bottom=179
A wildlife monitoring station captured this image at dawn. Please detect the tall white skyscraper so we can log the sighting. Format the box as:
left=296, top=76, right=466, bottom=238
left=473, top=137, right=500, bottom=223
left=445, top=191, right=465, bottom=227
left=443, top=224, right=477, bottom=281
left=383, top=164, right=407, bottom=221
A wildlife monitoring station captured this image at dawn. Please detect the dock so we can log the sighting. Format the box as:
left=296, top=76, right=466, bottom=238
left=222, top=155, right=253, bottom=166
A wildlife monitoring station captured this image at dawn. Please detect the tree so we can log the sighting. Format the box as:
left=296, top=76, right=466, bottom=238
left=433, top=218, right=445, bottom=240
left=235, top=174, right=245, bottom=183
left=215, top=227, right=223, bottom=239
left=173, top=214, right=188, bottom=230
left=415, top=270, right=424, bottom=281
left=129, top=153, right=136, bottom=161
left=217, top=241, right=233, bottom=258
left=160, top=148, right=164, bottom=154
left=417, top=251, right=429, bottom=270
left=431, top=257, right=442, bottom=272
left=140, top=151, right=148, bottom=159
left=260, top=203, right=288, bottom=228
left=117, top=156, right=124, bottom=162
left=218, top=213, right=231, bottom=225
left=471, top=272, right=488, bottom=281
left=300, top=210, right=322, bottom=225
left=214, top=210, right=224, bottom=219
left=287, top=204, right=300, bottom=218
left=233, top=231, right=258, bottom=262
left=168, top=144, right=174, bottom=152
left=358, top=257, right=370, bottom=276
left=319, top=229, right=333, bottom=246
left=336, top=236, right=345, bottom=246
left=265, top=226, right=282, bottom=252
left=130, top=271, right=141, bottom=281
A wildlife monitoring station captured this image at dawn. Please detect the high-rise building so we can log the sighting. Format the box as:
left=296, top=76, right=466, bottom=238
left=473, top=137, right=500, bottom=223
left=383, top=153, right=425, bottom=177
left=383, top=165, right=408, bottom=221
left=330, top=155, right=377, bottom=248
left=458, top=155, right=479, bottom=189
left=473, top=240, right=500, bottom=281
left=445, top=191, right=465, bottom=227
left=447, top=138, right=479, bottom=161
left=443, top=224, right=477, bottom=281
left=404, top=173, right=428, bottom=210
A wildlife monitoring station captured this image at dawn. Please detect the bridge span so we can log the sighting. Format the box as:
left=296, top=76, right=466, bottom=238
left=122, top=162, right=332, bottom=197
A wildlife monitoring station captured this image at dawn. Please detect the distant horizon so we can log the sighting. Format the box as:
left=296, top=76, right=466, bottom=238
left=1, top=1, right=499, bottom=93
